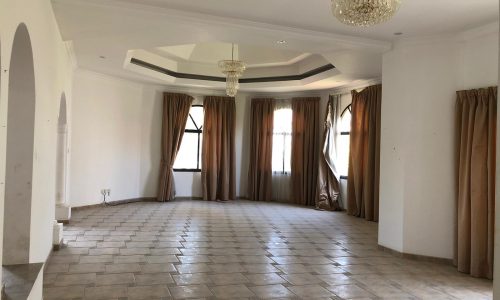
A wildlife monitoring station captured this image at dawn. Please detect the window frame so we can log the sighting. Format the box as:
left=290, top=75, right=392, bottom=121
left=339, top=104, right=352, bottom=180
left=173, top=104, right=203, bottom=173
left=272, top=106, right=293, bottom=175
left=272, top=131, right=292, bottom=175
left=340, top=104, right=352, bottom=136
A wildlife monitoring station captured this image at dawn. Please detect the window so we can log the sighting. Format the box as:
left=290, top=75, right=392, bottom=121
left=272, top=106, right=292, bottom=174
left=338, top=104, right=351, bottom=179
left=173, top=105, right=203, bottom=172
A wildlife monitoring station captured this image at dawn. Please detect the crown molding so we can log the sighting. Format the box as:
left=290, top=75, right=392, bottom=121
left=64, top=41, right=78, bottom=70
left=393, top=21, right=499, bottom=48
left=458, top=21, right=499, bottom=41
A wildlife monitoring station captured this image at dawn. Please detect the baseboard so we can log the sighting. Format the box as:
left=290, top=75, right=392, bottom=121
left=72, top=197, right=157, bottom=211
left=175, top=196, right=203, bottom=200
left=73, top=196, right=251, bottom=209
left=378, top=245, right=453, bottom=265
left=173, top=197, right=249, bottom=201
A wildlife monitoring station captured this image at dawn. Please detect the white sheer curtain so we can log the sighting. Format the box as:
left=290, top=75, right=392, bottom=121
left=271, top=99, right=292, bottom=202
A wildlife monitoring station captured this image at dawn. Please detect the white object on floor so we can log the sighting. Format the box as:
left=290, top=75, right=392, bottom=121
left=55, top=204, right=71, bottom=221
left=52, top=220, right=63, bottom=246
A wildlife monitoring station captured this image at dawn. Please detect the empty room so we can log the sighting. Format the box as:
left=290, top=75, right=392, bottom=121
left=0, top=0, right=499, bottom=299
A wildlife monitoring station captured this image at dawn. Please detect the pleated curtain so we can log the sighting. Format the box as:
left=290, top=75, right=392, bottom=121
left=248, top=98, right=275, bottom=201
left=202, top=96, right=236, bottom=201
left=157, top=92, right=194, bottom=202
left=347, top=84, right=381, bottom=221
left=455, top=86, right=497, bottom=279
left=318, top=95, right=342, bottom=211
left=291, top=97, right=320, bottom=206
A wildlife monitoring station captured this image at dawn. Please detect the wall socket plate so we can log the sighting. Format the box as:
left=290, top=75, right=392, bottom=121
left=101, top=189, right=111, bottom=196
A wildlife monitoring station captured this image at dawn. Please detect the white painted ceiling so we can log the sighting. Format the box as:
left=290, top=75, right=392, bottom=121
left=112, top=0, right=499, bottom=40
left=152, top=43, right=309, bottom=68
left=52, top=0, right=499, bottom=92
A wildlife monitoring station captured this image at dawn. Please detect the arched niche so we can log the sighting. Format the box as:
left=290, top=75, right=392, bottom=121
left=3, top=23, right=36, bottom=265
left=55, top=93, right=70, bottom=221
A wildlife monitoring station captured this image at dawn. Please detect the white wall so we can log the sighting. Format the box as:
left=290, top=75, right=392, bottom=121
left=70, top=70, right=144, bottom=206
left=379, top=25, right=499, bottom=258
left=70, top=70, right=254, bottom=206
left=0, top=0, right=74, bottom=282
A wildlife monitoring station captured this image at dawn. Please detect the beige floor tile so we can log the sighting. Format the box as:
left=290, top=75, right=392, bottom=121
left=45, top=201, right=492, bottom=299
left=245, top=273, right=287, bottom=285
left=168, top=284, right=213, bottom=299
left=54, top=273, right=96, bottom=286
left=288, top=284, right=334, bottom=298
left=173, top=273, right=214, bottom=285
left=105, top=263, right=142, bottom=273
left=210, top=284, right=256, bottom=299
left=127, top=285, right=170, bottom=300
left=135, top=273, right=174, bottom=285
left=84, top=285, right=128, bottom=299
left=249, top=284, right=296, bottom=298
left=209, top=273, right=249, bottom=285
left=175, top=263, right=212, bottom=274
left=68, top=263, right=105, bottom=273
left=281, top=273, right=323, bottom=285
left=95, top=273, right=135, bottom=286
left=45, top=286, right=85, bottom=299
left=327, top=284, right=375, bottom=298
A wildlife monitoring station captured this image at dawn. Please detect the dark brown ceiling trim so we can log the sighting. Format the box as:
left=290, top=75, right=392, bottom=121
left=130, top=58, right=335, bottom=83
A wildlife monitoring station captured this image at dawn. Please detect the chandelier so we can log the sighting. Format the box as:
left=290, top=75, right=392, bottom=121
left=331, top=0, right=401, bottom=27
left=218, top=44, right=246, bottom=97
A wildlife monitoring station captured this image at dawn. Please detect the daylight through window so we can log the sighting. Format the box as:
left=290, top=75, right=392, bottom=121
left=173, top=105, right=203, bottom=171
left=272, top=106, right=292, bottom=174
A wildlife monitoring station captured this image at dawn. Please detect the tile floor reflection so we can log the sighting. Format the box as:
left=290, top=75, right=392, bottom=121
left=43, top=200, right=492, bottom=299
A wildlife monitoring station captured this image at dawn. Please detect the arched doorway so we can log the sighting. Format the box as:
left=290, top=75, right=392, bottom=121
left=55, top=94, right=70, bottom=221
left=3, top=24, right=36, bottom=265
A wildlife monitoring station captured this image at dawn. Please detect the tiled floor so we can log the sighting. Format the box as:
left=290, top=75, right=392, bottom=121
left=44, top=200, right=492, bottom=299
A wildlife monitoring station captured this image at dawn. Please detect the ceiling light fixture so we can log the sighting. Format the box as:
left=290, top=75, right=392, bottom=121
left=331, top=0, right=401, bottom=27
left=277, top=40, right=287, bottom=44
left=218, top=44, right=246, bottom=97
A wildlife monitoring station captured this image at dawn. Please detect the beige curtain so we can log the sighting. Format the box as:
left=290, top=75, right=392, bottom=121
left=455, top=87, right=496, bottom=279
left=291, top=97, right=320, bottom=206
left=347, top=84, right=381, bottom=221
left=202, top=96, right=236, bottom=201
left=157, top=92, right=194, bottom=202
left=318, top=95, right=342, bottom=211
left=248, top=98, right=275, bottom=201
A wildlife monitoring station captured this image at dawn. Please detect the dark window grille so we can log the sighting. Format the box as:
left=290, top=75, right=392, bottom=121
left=173, top=105, right=203, bottom=172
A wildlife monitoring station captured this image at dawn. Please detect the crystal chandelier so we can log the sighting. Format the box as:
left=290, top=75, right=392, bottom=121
left=331, top=0, right=401, bottom=27
left=218, top=44, right=246, bottom=97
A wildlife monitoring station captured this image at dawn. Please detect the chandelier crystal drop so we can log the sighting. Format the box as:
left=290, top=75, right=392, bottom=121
left=331, top=0, right=401, bottom=27
left=218, top=44, right=246, bottom=97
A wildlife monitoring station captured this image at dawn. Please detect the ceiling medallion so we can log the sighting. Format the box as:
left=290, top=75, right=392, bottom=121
left=218, top=44, right=246, bottom=97
left=331, top=0, right=401, bottom=27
